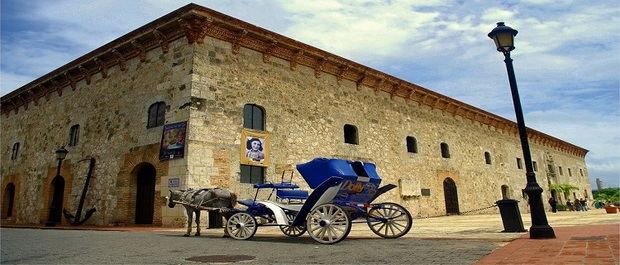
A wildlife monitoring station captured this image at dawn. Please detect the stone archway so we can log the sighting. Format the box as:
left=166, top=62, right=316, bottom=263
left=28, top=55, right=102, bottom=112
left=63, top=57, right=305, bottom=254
left=134, top=163, right=156, bottom=224
left=2, top=183, right=16, bottom=219
left=49, top=176, right=66, bottom=223
left=443, top=178, right=460, bottom=215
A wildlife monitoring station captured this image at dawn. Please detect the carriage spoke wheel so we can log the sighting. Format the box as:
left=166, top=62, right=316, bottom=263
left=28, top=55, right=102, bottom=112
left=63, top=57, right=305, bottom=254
left=279, top=212, right=306, bottom=237
left=366, top=202, right=412, bottom=239
left=226, top=212, right=257, bottom=240
left=306, top=204, right=351, bottom=244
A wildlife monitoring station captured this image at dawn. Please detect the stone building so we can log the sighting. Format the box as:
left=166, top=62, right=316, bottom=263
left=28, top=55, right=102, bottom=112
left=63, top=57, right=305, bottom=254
left=1, top=4, right=591, bottom=227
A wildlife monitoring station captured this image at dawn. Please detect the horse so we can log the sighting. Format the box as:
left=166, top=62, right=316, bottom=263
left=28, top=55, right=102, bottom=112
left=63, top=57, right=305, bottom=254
left=167, top=188, right=237, bottom=237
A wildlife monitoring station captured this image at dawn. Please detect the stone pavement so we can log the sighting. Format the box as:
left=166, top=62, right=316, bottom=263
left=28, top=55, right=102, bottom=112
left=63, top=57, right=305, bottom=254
left=3, top=209, right=619, bottom=264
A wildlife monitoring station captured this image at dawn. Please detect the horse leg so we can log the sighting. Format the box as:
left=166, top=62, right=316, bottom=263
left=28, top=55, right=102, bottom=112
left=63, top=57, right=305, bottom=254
left=194, top=210, right=201, bottom=236
left=184, top=207, right=192, bottom=237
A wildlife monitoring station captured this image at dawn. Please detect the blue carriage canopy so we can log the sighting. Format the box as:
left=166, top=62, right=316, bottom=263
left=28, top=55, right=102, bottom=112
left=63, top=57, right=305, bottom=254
left=296, top=158, right=382, bottom=189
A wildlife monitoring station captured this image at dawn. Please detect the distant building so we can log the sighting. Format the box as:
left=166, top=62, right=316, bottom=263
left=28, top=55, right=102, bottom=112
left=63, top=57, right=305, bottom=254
left=0, top=4, right=591, bottom=226
left=596, top=178, right=604, bottom=190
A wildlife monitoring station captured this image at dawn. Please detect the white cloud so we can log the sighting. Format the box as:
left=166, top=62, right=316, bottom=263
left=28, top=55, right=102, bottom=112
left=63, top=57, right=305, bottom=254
left=481, top=8, right=516, bottom=22
left=276, top=0, right=440, bottom=59
left=1, top=0, right=618, bottom=188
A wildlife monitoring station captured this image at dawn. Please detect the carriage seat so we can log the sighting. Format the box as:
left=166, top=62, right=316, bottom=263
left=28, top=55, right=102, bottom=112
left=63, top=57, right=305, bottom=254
left=276, top=189, right=309, bottom=201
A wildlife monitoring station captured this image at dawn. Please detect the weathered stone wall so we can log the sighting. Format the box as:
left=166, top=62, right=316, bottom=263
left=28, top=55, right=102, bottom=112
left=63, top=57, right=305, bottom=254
left=1, top=38, right=193, bottom=226
left=188, top=36, right=591, bottom=217
left=1, top=33, right=591, bottom=227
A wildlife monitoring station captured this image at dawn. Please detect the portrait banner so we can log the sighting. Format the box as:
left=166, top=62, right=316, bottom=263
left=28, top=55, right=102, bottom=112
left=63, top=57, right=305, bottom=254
left=240, top=129, right=270, bottom=167
left=159, top=121, right=187, bottom=160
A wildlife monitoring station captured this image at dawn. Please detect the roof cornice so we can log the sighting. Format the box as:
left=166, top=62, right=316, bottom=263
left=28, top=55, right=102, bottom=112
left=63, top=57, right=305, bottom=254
left=0, top=3, right=588, bottom=158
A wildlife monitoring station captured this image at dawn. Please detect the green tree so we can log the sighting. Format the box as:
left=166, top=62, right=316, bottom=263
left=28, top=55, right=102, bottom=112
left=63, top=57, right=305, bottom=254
left=548, top=183, right=579, bottom=202
left=593, top=188, right=620, bottom=206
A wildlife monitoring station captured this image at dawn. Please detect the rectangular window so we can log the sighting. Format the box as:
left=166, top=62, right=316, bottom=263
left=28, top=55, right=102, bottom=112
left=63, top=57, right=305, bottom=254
left=440, top=143, right=450, bottom=158
left=580, top=168, right=583, bottom=176
left=421, top=189, right=431, bottom=196
left=533, top=161, right=538, bottom=172
left=240, top=165, right=265, bottom=184
left=516, top=158, right=522, bottom=169
left=568, top=168, right=572, bottom=177
left=559, top=166, right=563, bottom=175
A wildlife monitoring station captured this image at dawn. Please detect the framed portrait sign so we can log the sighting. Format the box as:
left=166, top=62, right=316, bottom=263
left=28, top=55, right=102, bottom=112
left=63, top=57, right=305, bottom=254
left=240, top=129, right=270, bottom=167
left=159, top=121, right=187, bottom=160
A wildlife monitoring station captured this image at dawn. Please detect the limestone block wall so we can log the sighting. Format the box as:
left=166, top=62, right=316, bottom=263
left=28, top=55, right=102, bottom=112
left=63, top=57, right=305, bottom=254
left=187, top=36, right=590, bottom=217
left=1, top=38, right=193, bottom=226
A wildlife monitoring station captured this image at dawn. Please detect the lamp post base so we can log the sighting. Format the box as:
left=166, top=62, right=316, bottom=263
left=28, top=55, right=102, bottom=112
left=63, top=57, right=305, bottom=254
left=529, top=225, right=556, bottom=239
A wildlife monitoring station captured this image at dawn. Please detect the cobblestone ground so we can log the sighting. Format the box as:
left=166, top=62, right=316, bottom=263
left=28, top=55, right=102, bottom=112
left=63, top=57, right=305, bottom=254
left=1, top=228, right=501, bottom=264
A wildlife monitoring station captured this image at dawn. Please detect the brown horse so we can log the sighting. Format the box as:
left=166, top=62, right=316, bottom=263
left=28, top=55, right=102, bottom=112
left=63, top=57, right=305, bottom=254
left=167, top=188, right=237, bottom=236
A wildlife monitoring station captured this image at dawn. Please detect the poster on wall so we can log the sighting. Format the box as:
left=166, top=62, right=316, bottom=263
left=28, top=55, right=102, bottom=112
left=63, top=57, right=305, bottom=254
left=240, top=129, right=270, bottom=167
left=159, top=121, right=187, bottom=160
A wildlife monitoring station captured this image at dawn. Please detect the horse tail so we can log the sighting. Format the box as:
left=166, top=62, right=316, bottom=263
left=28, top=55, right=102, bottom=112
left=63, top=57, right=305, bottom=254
left=230, top=192, right=237, bottom=208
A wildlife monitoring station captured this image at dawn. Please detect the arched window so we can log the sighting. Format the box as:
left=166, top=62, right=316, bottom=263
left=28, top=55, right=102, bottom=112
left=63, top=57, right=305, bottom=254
left=147, top=102, right=166, bottom=128
left=68, top=124, right=80, bottom=146
left=243, top=104, right=265, bottom=130
left=344, top=124, right=358, bottom=145
left=501, top=185, right=509, bottom=199
left=241, top=104, right=266, bottom=184
left=440, top=142, right=450, bottom=158
left=484, top=152, right=492, bottom=164
left=11, top=142, right=20, bottom=160
left=406, top=136, right=418, bottom=153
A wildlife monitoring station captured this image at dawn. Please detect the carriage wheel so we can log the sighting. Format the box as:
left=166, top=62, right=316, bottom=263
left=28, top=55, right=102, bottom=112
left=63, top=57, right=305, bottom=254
left=279, top=212, right=306, bottom=237
left=306, top=204, right=351, bottom=244
left=366, top=202, right=412, bottom=239
left=226, top=212, right=257, bottom=240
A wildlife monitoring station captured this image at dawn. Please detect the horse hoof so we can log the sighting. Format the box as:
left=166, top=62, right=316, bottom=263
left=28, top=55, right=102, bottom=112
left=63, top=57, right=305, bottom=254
left=195, top=233, right=200, bottom=236
left=222, top=234, right=230, bottom=238
left=183, top=234, right=190, bottom=237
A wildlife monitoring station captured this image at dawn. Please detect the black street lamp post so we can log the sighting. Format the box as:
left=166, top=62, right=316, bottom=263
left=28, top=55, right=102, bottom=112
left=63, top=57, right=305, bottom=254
left=488, top=22, right=556, bottom=239
left=45, top=146, right=68, bottom=227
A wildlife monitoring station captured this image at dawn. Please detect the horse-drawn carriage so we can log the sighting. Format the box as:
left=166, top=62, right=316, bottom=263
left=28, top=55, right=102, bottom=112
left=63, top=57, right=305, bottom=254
left=228, top=158, right=412, bottom=244
left=168, top=158, right=412, bottom=244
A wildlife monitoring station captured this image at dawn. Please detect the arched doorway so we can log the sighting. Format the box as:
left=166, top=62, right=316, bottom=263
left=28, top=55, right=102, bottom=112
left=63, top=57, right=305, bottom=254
left=443, top=178, right=460, bottom=215
left=134, top=163, right=156, bottom=224
left=49, top=176, right=65, bottom=223
left=501, top=185, right=510, bottom=199
left=3, top=183, right=15, bottom=218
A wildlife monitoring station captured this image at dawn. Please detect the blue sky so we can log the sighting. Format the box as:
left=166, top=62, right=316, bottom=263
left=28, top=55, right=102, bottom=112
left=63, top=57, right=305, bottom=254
left=2, top=0, right=619, bottom=188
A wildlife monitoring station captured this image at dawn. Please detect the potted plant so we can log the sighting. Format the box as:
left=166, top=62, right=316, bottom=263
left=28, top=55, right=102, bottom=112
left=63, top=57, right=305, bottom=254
left=594, top=189, right=620, bottom=214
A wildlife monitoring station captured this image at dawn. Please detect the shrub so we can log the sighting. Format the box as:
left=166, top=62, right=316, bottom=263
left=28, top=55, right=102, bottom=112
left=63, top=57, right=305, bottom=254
left=556, top=204, right=568, bottom=211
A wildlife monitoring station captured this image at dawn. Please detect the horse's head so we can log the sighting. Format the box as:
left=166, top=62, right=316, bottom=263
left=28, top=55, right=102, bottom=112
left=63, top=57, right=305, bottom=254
left=167, top=189, right=183, bottom=208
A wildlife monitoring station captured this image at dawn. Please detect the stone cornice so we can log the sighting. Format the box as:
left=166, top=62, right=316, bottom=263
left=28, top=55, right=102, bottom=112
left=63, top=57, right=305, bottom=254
left=0, top=3, right=588, bottom=158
